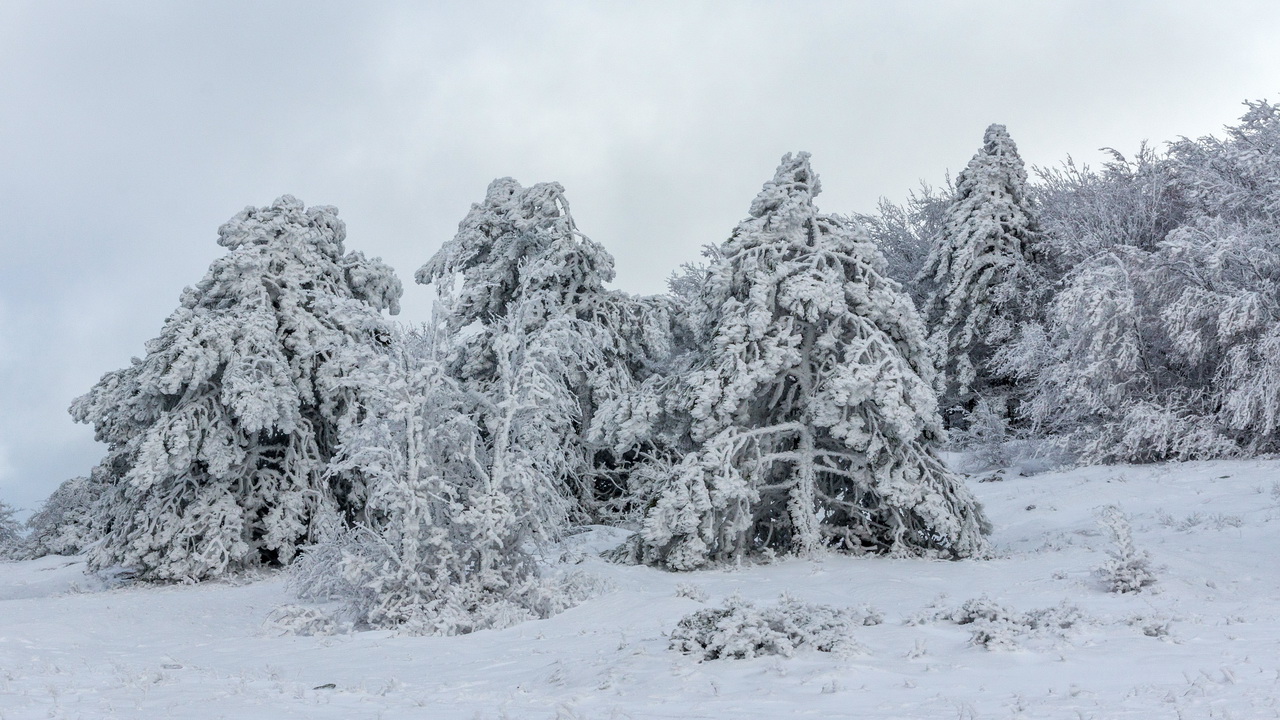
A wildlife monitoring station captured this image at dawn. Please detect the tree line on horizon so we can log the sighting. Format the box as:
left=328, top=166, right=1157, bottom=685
left=2, top=99, right=1278, bottom=636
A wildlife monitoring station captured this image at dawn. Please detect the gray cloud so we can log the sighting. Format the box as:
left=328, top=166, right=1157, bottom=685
left=2, top=0, right=1279, bottom=514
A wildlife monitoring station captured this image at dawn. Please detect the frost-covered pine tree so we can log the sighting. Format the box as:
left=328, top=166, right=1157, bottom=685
left=72, top=196, right=402, bottom=581
left=919, top=125, right=1042, bottom=423
left=418, top=178, right=675, bottom=522
left=638, top=153, right=990, bottom=569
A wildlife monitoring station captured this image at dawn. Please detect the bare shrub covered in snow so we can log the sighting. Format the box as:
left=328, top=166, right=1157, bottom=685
left=951, top=397, right=1017, bottom=472
left=1096, top=505, right=1157, bottom=594
left=285, top=332, right=612, bottom=636
left=957, top=598, right=1085, bottom=650
left=264, top=604, right=346, bottom=637
left=287, top=518, right=611, bottom=637
left=674, top=582, right=709, bottom=602
left=1004, top=101, right=1280, bottom=462
left=911, top=596, right=1087, bottom=651
left=670, top=594, right=865, bottom=660
left=1127, top=613, right=1172, bottom=639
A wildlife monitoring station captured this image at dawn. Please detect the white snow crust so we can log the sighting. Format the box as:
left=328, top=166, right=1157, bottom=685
left=3, top=459, right=1279, bottom=718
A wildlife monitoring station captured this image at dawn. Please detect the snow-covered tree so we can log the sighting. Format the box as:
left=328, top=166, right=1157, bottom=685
left=290, top=324, right=606, bottom=634
left=999, top=246, right=1227, bottom=463
left=0, top=501, right=21, bottom=560
left=1096, top=505, right=1156, bottom=594
left=919, top=125, right=1042, bottom=423
left=1169, top=99, right=1280, bottom=224
left=72, top=196, right=402, bottom=581
left=637, top=153, right=990, bottom=569
left=1175, top=224, right=1280, bottom=453
left=1033, top=145, right=1188, bottom=269
left=1003, top=101, right=1280, bottom=462
left=22, top=473, right=105, bottom=558
left=1001, top=224, right=1280, bottom=462
left=417, top=178, right=676, bottom=522
left=856, top=182, right=951, bottom=309
left=293, top=340, right=537, bottom=633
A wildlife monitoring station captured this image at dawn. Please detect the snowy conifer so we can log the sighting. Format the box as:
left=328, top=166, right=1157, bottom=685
left=919, top=125, right=1042, bottom=423
left=72, top=196, right=402, bottom=581
left=418, top=178, right=675, bottom=522
left=639, top=153, right=990, bottom=569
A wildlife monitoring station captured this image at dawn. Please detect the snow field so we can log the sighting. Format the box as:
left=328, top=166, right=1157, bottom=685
left=2, top=459, right=1279, bottom=719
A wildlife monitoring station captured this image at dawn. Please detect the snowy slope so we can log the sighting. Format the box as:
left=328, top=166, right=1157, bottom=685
left=2, top=460, right=1279, bottom=719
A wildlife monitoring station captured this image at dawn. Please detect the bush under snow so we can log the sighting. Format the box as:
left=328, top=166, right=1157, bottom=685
left=670, top=594, right=866, bottom=660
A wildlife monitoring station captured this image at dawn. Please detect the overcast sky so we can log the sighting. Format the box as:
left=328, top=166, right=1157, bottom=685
left=2, top=0, right=1279, bottom=515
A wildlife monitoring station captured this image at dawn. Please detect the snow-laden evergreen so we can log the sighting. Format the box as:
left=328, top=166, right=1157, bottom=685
left=71, top=196, right=402, bottom=581
left=417, top=178, right=677, bottom=522
left=635, top=153, right=989, bottom=569
left=919, top=125, right=1042, bottom=423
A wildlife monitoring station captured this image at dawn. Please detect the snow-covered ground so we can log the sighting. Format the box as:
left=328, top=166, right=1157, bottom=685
left=3, top=460, right=1279, bottom=719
